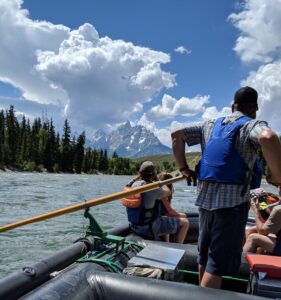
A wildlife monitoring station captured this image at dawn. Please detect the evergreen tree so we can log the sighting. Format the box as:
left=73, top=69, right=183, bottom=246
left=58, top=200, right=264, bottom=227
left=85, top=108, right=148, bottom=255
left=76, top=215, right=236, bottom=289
left=92, top=148, right=98, bottom=171
left=18, top=115, right=28, bottom=164
left=103, top=149, right=109, bottom=171
left=46, top=119, right=58, bottom=171
left=112, top=151, right=118, bottom=158
left=73, top=131, right=85, bottom=173
left=98, top=149, right=109, bottom=172
left=53, top=132, right=60, bottom=172
left=60, top=119, right=73, bottom=172
left=82, top=148, right=94, bottom=173
left=30, top=118, right=42, bottom=165
left=0, top=105, right=137, bottom=175
left=98, top=149, right=104, bottom=171
left=109, top=156, right=133, bottom=175
left=24, top=119, right=32, bottom=163
left=38, top=122, right=49, bottom=168
left=5, top=106, right=19, bottom=167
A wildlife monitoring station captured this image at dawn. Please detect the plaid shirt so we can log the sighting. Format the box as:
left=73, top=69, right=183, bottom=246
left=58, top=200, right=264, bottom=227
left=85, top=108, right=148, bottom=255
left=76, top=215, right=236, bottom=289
left=183, top=111, right=270, bottom=210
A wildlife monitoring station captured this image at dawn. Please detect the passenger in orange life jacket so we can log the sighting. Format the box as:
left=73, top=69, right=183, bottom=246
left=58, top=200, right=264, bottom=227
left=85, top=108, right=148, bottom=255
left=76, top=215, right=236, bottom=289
left=158, top=172, right=189, bottom=242
left=123, top=161, right=188, bottom=243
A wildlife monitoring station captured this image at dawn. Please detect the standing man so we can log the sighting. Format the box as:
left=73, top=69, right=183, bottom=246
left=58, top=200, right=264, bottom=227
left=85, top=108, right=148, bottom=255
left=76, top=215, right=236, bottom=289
left=171, top=86, right=281, bottom=289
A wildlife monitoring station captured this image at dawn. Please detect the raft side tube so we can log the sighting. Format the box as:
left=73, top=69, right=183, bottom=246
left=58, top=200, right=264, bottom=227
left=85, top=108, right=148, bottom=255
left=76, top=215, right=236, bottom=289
left=21, top=263, right=106, bottom=300
left=0, top=236, right=95, bottom=300
left=108, top=223, right=131, bottom=236
left=22, top=270, right=268, bottom=300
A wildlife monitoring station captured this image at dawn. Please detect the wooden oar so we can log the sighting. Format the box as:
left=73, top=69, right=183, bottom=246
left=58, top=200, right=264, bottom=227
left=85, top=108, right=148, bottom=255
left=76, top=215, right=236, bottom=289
left=0, top=175, right=185, bottom=233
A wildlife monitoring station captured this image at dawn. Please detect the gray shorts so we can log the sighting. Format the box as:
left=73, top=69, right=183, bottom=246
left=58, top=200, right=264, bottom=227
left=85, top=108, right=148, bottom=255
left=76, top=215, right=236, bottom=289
left=198, top=202, right=249, bottom=276
left=152, top=216, right=180, bottom=239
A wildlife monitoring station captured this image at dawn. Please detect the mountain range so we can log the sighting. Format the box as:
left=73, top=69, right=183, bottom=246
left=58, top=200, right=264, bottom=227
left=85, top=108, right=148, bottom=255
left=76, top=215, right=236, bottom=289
left=90, top=121, right=171, bottom=158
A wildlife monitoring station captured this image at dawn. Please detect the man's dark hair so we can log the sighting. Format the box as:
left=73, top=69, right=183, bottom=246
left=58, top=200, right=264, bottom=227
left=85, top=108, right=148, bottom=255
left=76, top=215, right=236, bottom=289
left=234, top=86, right=258, bottom=105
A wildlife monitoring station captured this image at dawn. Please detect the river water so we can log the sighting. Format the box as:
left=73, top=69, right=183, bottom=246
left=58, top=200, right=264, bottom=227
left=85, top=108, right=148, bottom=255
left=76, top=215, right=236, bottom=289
left=0, top=172, right=198, bottom=277
left=0, top=172, right=278, bottom=278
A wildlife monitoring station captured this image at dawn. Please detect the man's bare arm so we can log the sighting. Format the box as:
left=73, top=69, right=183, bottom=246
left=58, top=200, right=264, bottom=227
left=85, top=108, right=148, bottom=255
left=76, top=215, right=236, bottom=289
left=171, top=129, right=189, bottom=170
left=171, top=129, right=197, bottom=185
left=258, top=129, right=281, bottom=188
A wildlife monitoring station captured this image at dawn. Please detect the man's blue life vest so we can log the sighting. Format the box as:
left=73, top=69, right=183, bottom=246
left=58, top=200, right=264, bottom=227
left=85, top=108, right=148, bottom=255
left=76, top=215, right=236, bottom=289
left=124, top=180, right=159, bottom=226
left=197, top=115, right=262, bottom=188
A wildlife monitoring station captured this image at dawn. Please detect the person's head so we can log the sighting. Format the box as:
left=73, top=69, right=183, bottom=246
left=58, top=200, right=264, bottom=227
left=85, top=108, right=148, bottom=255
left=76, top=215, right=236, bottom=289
left=232, top=86, right=258, bottom=119
left=251, top=189, right=280, bottom=219
left=158, top=172, right=174, bottom=193
left=139, top=161, right=157, bottom=182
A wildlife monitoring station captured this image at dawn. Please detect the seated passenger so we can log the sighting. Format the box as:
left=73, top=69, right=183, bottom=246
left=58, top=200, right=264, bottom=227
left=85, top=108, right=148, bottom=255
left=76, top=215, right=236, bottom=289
left=158, top=172, right=189, bottom=242
left=123, top=161, right=188, bottom=243
left=243, top=189, right=281, bottom=255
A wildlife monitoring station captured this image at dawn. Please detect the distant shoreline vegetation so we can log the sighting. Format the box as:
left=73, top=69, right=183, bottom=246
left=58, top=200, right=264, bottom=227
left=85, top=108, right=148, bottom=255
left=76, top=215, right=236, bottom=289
left=2, top=105, right=267, bottom=176
left=0, top=105, right=138, bottom=175
left=0, top=105, right=196, bottom=175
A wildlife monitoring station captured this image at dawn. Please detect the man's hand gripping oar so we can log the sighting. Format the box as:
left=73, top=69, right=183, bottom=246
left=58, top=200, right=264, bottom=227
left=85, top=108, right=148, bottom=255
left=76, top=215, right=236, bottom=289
left=171, top=129, right=197, bottom=187
left=179, top=165, right=197, bottom=187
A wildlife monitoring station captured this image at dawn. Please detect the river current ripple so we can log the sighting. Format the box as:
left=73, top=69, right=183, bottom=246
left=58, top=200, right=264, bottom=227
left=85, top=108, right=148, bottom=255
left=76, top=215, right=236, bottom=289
left=0, top=172, right=198, bottom=277
left=0, top=172, right=277, bottom=277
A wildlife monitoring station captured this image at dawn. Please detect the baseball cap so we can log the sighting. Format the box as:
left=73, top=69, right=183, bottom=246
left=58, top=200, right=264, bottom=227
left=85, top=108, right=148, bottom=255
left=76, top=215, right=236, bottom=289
left=139, top=161, right=155, bottom=173
left=234, top=86, right=258, bottom=104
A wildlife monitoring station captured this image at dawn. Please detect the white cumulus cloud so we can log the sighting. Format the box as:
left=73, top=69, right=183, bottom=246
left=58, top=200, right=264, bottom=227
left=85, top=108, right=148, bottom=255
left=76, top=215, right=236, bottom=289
left=174, top=46, right=192, bottom=55
left=0, top=0, right=70, bottom=107
left=229, top=0, right=281, bottom=63
left=0, top=0, right=176, bottom=130
left=148, top=94, right=209, bottom=119
left=138, top=113, right=156, bottom=132
left=229, top=0, right=281, bottom=134
left=242, top=60, right=281, bottom=133
left=202, top=106, right=232, bottom=120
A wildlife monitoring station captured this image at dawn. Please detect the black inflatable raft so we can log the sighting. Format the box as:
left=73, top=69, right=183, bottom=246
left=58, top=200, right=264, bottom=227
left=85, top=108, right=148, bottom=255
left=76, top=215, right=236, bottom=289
left=0, top=213, right=269, bottom=300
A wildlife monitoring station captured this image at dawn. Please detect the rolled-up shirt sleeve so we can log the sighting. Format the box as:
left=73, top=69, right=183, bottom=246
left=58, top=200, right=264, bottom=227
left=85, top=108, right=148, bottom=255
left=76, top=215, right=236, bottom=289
left=248, top=120, right=270, bottom=146
left=183, top=122, right=205, bottom=147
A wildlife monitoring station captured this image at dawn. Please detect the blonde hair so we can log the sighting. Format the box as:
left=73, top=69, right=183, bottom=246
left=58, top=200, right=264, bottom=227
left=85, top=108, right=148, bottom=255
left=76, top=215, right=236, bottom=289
left=158, top=172, right=174, bottom=200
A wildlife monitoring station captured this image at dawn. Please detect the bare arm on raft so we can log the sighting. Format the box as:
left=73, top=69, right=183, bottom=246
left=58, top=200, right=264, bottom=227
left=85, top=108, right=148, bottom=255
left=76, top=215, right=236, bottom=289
left=161, top=196, right=187, bottom=218
left=171, top=129, right=197, bottom=184
left=258, top=129, right=281, bottom=194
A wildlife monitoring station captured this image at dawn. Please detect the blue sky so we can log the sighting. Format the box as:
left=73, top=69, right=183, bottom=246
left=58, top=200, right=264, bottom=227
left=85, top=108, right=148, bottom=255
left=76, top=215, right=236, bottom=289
left=0, top=0, right=281, bottom=147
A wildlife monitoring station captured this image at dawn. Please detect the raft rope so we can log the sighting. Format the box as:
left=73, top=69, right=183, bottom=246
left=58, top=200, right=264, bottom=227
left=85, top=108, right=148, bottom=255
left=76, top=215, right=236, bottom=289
left=78, top=241, right=143, bottom=273
left=178, top=269, right=249, bottom=283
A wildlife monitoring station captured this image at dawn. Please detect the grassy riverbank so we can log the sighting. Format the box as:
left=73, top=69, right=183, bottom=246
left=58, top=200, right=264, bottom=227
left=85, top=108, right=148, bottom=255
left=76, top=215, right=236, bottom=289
left=133, top=152, right=201, bottom=173
left=0, top=152, right=202, bottom=175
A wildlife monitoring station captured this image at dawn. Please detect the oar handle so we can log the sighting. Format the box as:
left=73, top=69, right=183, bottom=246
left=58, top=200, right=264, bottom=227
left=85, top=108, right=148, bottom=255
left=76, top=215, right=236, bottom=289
left=0, top=175, right=185, bottom=233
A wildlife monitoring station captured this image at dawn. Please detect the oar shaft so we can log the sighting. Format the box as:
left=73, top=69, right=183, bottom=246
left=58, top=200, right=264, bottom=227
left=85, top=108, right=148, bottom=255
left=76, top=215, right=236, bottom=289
left=0, top=175, right=184, bottom=232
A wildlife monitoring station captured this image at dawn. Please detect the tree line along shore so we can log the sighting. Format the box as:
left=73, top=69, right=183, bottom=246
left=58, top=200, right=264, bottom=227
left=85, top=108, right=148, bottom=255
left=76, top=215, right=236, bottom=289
left=0, top=105, right=187, bottom=175
left=0, top=105, right=271, bottom=176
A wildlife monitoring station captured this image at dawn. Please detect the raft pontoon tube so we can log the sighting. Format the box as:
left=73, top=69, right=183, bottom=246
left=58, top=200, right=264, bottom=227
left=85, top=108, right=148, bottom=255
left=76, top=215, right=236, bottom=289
left=0, top=236, right=95, bottom=300
left=0, top=213, right=261, bottom=300
left=21, top=266, right=267, bottom=300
